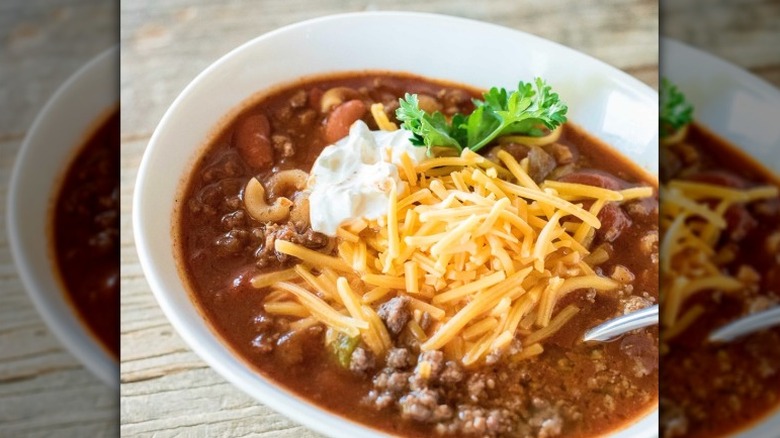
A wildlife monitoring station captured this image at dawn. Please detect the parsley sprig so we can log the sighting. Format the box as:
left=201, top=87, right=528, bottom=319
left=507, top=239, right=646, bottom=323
left=660, top=78, right=693, bottom=137
left=396, top=78, right=568, bottom=155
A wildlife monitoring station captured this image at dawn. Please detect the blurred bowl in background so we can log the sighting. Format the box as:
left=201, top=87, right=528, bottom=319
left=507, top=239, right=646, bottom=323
left=6, top=47, right=119, bottom=389
left=662, top=37, right=780, bottom=437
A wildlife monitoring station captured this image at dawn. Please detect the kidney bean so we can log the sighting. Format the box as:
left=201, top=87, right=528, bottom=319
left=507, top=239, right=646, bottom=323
left=324, top=99, right=367, bottom=144
left=235, top=114, right=274, bottom=170
left=597, top=203, right=632, bottom=243
left=687, top=170, right=748, bottom=189
left=558, top=169, right=625, bottom=190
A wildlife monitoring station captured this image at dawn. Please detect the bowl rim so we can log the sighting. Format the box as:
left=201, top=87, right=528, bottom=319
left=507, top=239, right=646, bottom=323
left=6, top=46, right=119, bottom=389
left=661, top=37, right=780, bottom=175
left=661, top=36, right=780, bottom=438
left=135, top=11, right=659, bottom=438
left=661, top=38, right=780, bottom=111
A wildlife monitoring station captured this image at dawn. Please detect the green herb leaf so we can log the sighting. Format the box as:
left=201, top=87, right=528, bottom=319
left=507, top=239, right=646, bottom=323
left=660, top=78, right=693, bottom=137
left=395, top=93, right=463, bottom=155
left=329, top=332, right=360, bottom=368
left=395, top=78, right=568, bottom=155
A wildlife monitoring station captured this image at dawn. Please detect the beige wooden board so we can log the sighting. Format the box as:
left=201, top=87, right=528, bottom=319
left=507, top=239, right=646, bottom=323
left=119, top=1, right=658, bottom=437
left=0, top=0, right=119, bottom=437
left=662, top=0, right=780, bottom=87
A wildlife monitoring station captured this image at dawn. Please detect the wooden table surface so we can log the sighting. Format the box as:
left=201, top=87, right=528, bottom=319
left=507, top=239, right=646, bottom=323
left=119, top=1, right=657, bottom=437
left=662, top=0, right=780, bottom=87
left=0, top=1, right=118, bottom=437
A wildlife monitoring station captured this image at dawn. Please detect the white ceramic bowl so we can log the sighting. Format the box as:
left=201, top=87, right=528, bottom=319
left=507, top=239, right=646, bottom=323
left=662, top=39, right=780, bottom=173
left=7, top=47, right=119, bottom=388
left=135, top=12, right=659, bottom=437
left=662, top=37, right=780, bottom=438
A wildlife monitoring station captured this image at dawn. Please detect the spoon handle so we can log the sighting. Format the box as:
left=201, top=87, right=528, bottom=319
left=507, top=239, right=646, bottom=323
left=709, top=306, right=780, bottom=343
left=583, top=304, right=659, bottom=342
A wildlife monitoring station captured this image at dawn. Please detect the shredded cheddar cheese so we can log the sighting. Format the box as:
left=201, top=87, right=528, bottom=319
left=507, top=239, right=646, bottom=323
left=660, top=179, right=778, bottom=345
left=369, top=103, right=399, bottom=131
left=261, top=147, right=655, bottom=366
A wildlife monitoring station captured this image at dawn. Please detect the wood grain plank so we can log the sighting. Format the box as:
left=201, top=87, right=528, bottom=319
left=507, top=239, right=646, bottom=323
left=0, top=0, right=118, bottom=436
left=119, top=0, right=659, bottom=137
left=662, top=0, right=780, bottom=86
left=0, top=140, right=119, bottom=436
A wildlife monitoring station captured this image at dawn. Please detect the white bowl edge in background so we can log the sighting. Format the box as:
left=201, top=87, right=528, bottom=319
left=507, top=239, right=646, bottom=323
left=662, top=37, right=780, bottom=438
left=662, top=38, right=780, bottom=173
left=6, top=47, right=119, bottom=389
left=134, top=12, right=659, bottom=438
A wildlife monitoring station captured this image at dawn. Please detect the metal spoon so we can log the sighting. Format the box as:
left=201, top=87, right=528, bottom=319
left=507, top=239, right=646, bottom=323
left=582, top=304, right=659, bottom=342
left=709, top=306, right=780, bottom=343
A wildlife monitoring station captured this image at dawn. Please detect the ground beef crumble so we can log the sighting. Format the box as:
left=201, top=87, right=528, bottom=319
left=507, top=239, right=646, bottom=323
left=254, top=222, right=331, bottom=267
left=377, top=296, right=411, bottom=335
left=359, top=337, right=654, bottom=437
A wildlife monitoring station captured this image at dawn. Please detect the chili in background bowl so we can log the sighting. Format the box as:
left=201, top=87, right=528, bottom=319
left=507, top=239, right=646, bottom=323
left=134, top=12, right=659, bottom=437
left=7, top=47, right=119, bottom=389
left=661, top=37, right=780, bottom=438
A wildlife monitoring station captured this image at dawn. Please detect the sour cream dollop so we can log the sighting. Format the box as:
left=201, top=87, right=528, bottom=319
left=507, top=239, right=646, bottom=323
left=308, top=121, right=427, bottom=236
